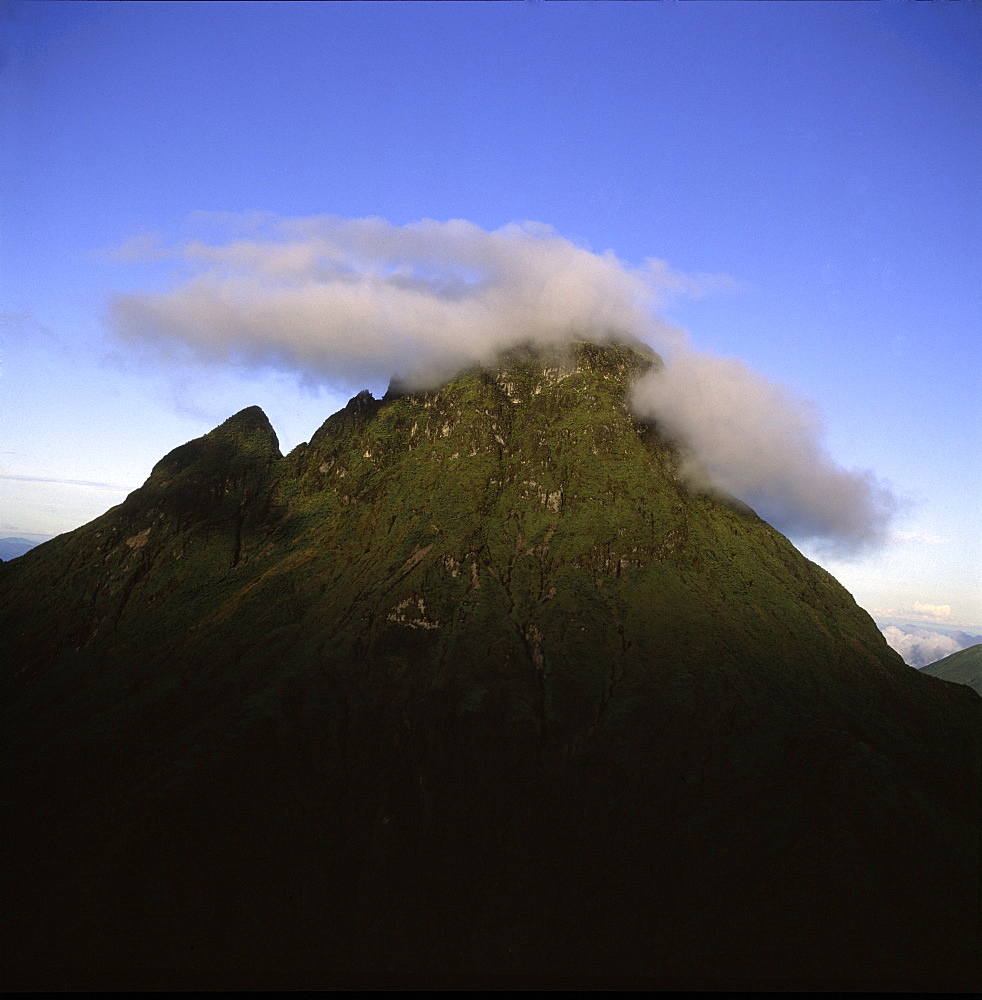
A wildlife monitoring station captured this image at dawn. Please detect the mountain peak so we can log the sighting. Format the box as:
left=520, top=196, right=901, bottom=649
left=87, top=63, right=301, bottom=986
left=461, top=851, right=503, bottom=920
left=147, top=405, right=281, bottom=485
left=220, top=403, right=274, bottom=431
left=214, top=404, right=280, bottom=451
left=486, top=338, right=659, bottom=403
left=382, top=338, right=660, bottom=405
left=2, top=335, right=979, bottom=987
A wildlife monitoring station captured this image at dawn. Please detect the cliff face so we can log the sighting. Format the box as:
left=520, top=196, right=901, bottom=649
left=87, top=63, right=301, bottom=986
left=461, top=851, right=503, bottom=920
left=3, top=342, right=979, bottom=987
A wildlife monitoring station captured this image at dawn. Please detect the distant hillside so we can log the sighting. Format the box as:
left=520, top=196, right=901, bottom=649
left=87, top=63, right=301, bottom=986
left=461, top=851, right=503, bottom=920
left=879, top=622, right=982, bottom=668
left=920, top=644, right=982, bottom=696
left=0, top=537, right=39, bottom=561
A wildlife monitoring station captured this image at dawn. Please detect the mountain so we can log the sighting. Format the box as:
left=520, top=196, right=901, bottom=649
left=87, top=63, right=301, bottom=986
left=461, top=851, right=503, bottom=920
left=2, top=342, right=979, bottom=989
left=0, top=536, right=40, bottom=561
left=920, top=644, right=982, bottom=696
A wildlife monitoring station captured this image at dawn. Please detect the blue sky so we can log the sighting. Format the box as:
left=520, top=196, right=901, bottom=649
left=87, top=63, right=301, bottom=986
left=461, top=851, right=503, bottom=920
left=1, top=1, right=979, bottom=626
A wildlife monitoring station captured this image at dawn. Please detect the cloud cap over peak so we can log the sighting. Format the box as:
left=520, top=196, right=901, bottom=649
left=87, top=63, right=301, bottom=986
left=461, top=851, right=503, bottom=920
left=109, top=215, right=691, bottom=390
left=108, top=214, right=897, bottom=552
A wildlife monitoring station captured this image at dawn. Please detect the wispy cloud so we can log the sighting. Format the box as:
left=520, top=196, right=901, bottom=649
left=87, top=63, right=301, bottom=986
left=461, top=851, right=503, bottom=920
left=0, top=524, right=56, bottom=540
left=0, top=309, right=60, bottom=346
left=891, top=530, right=950, bottom=545
left=109, top=215, right=687, bottom=387
left=106, top=231, right=171, bottom=263
left=1, top=474, right=134, bottom=492
left=629, top=352, right=899, bottom=553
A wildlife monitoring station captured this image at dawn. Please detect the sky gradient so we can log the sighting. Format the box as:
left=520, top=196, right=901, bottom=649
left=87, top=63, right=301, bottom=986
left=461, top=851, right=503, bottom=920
left=2, top=1, right=980, bottom=627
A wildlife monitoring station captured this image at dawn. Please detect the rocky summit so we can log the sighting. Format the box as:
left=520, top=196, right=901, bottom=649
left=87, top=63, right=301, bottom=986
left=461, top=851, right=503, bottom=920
left=2, top=342, right=979, bottom=988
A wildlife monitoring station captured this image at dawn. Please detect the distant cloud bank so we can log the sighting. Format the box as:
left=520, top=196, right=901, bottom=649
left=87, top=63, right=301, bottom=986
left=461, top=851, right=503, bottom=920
left=109, top=214, right=897, bottom=551
left=881, top=624, right=981, bottom=669
left=874, top=602, right=955, bottom=625
left=911, top=601, right=951, bottom=619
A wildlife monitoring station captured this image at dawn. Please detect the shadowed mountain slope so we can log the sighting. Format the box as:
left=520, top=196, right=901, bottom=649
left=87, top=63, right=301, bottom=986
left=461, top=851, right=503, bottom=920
left=2, top=342, right=979, bottom=988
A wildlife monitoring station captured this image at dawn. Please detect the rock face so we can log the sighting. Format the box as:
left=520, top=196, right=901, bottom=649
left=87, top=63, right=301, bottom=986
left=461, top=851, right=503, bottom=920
left=2, top=342, right=979, bottom=988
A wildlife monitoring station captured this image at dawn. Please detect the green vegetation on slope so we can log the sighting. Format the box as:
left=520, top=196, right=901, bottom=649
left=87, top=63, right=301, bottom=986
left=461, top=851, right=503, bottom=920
left=2, top=342, right=978, bottom=988
left=921, top=644, right=982, bottom=695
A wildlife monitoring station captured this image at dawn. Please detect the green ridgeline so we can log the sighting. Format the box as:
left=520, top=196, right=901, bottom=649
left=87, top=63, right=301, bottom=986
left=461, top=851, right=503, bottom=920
left=921, top=643, right=982, bottom=695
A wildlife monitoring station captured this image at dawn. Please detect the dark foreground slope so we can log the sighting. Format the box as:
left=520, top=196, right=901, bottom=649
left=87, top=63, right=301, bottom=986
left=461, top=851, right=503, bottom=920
left=3, top=343, right=979, bottom=988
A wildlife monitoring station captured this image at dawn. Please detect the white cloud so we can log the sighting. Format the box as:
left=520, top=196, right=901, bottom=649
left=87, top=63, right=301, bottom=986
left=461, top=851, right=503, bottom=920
left=0, top=473, right=134, bottom=492
left=109, top=214, right=898, bottom=551
left=875, top=602, right=956, bottom=625
left=880, top=624, right=966, bottom=668
left=912, top=601, right=952, bottom=619
left=109, top=216, right=679, bottom=389
left=629, top=350, right=898, bottom=553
